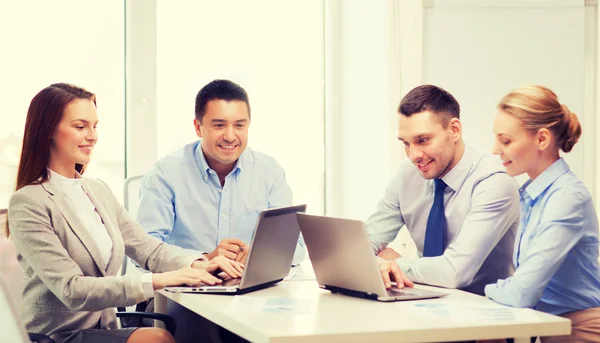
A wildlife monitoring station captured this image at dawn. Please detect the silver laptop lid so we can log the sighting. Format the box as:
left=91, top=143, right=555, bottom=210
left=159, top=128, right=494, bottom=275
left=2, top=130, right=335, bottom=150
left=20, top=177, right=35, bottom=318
left=296, top=213, right=388, bottom=298
left=239, top=204, right=307, bottom=289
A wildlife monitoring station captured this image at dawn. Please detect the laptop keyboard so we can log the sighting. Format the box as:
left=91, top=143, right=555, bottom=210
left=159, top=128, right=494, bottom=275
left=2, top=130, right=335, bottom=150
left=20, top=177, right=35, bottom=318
left=389, top=287, right=430, bottom=296
left=221, top=278, right=241, bottom=287
left=389, top=287, right=408, bottom=295
left=208, top=273, right=241, bottom=287
left=389, top=287, right=437, bottom=296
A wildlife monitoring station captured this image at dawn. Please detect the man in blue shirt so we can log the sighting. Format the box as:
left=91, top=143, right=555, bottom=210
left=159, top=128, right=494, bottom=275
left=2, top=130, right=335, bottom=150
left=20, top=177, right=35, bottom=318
left=137, top=79, right=305, bottom=265
left=370, top=84, right=520, bottom=296
left=137, top=80, right=305, bottom=343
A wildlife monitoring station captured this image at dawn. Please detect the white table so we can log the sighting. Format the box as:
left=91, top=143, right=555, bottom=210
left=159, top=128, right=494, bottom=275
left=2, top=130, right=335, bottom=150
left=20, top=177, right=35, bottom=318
left=155, top=264, right=570, bottom=343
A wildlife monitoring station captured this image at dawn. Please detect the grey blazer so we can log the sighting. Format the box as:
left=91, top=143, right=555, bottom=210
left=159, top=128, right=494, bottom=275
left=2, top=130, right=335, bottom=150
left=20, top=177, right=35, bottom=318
left=8, top=177, right=202, bottom=341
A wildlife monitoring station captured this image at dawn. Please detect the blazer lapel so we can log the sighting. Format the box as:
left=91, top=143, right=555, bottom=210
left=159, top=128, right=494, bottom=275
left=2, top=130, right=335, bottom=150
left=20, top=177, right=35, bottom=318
left=42, top=182, right=108, bottom=275
left=81, top=180, right=123, bottom=276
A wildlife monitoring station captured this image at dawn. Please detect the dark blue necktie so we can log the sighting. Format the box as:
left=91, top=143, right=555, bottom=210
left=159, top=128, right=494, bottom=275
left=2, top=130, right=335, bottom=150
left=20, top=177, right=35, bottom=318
left=423, top=179, right=447, bottom=257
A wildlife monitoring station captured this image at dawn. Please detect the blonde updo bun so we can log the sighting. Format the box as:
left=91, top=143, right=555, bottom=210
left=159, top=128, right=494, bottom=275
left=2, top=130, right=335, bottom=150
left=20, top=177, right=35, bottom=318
left=498, top=85, right=581, bottom=153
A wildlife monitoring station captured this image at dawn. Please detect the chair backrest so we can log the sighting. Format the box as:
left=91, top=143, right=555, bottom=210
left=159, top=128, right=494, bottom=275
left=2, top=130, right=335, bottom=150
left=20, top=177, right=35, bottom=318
left=118, top=176, right=147, bottom=316
left=123, top=175, right=144, bottom=217
left=120, top=176, right=144, bottom=277
left=0, top=209, right=25, bottom=309
left=0, top=271, right=30, bottom=343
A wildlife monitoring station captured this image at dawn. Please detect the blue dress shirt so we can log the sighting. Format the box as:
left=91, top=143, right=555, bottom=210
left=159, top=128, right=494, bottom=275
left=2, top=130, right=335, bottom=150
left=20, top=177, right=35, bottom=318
left=485, top=158, right=600, bottom=315
left=137, top=140, right=305, bottom=265
left=367, top=147, right=520, bottom=295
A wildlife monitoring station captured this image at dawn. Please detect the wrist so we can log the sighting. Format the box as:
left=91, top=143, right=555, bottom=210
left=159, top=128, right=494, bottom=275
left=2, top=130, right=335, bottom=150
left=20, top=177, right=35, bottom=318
left=192, top=260, right=207, bottom=270
left=152, top=273, right=166, bottom=290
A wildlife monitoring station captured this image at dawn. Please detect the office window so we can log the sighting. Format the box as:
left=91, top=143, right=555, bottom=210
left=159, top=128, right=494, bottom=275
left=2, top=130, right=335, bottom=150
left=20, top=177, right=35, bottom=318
left=154, top=1, right=325, bottom=213
left=0, top=1, right=125, bottom=207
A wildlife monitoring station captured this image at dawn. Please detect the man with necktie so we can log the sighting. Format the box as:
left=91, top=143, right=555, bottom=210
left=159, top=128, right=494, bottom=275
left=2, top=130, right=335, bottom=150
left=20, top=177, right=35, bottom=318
left=367, top=85, right=519, bottom=295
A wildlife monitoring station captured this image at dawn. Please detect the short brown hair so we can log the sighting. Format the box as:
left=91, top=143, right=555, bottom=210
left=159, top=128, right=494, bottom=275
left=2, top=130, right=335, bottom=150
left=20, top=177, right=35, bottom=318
left=398, top=85, right=460, bottom=127
left=498, top=85, right=581, bottom=153
left=195, top=80, right=250, bottom=123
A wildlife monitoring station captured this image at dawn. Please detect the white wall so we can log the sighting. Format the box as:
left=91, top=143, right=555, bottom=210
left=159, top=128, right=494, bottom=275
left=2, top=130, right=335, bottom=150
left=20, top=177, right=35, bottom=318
left=0, top=1, right=125, bottom=205
left=126, top=0, right=158, bottom=178
left=422, top=0, right=597, bottom=196
left=2, top=1, right=597, bottom=223
left=127, top=0, right=325, bottom=214
left=325, top=0, right=599, bottom=255
left=327, top=0, right=599, bottom=219
left=325, top=0, right=409, bottom=221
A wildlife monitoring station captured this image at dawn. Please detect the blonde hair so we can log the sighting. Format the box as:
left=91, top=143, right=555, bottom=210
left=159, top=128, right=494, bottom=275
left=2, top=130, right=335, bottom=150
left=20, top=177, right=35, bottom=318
left=498, top=85, right=581, bottom=153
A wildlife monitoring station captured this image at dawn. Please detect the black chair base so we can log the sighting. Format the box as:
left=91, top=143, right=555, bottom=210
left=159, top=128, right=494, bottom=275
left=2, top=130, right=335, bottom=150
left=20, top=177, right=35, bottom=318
left=116, top=311, right=176, bottom=336
left=28, top=332, right=55, bottom=343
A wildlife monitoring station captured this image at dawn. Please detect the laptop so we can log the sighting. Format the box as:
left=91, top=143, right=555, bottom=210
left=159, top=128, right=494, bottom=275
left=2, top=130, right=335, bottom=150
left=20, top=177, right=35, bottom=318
left=296, top=213, right=448, bottom=302
left=164, top=204, right=307, bottom=295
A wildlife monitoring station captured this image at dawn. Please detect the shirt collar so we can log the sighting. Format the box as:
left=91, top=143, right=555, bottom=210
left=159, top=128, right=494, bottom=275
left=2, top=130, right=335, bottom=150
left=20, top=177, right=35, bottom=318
left=194, top=140, right=244, bottom=183
left=48, top=168, right=82, bottom=183
left=437, top=146, right=475, bottom=192
left=522, top=158, right=570, bottom=201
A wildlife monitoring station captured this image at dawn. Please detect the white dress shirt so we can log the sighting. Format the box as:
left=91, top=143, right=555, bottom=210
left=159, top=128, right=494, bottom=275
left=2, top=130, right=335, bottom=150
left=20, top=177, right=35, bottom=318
left=366, top=147, right=520, bottom=295
left=48, top=169, right=155, bottom=298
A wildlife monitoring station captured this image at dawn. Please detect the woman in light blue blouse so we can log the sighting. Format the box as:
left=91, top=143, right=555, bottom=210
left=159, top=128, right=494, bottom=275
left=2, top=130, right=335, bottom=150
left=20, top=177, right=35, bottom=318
left=487, top=84, right=600, bottom=342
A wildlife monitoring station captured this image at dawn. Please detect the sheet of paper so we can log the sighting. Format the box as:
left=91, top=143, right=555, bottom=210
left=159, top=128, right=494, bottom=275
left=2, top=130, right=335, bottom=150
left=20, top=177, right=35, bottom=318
left=283, top=267, right=299, bottom=281
left=285, top=265, right=316, bottom=281
left=226, top=296, right=315, bottom=314
left=413, top=300, right=542, bottom=323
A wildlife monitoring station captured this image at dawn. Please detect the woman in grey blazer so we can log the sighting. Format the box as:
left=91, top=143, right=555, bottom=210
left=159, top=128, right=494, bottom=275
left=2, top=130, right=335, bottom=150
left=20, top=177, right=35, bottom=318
left=6, top=83, right=244, bottom=343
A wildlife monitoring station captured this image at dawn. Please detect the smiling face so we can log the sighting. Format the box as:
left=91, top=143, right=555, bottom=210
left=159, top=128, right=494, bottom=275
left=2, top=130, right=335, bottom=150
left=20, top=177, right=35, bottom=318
left=49, top=98, right=98, bottom=177
left=195, top=99, right=250, bottom=174
left=398, top=110, right=461, bottom=179
left=492, top=110, right=542, bottom=178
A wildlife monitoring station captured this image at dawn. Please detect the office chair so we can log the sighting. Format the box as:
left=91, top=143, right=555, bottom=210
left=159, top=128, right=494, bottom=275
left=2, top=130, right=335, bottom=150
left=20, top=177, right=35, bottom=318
left=0, top=267, right=174, bottom=342
left=0, top=217, right=54, bottom=343
left=123, top=175, right=144, bottom=219
left=119, top=174, right=144, bottom=277
left=117, top=175, right=172, bottom=331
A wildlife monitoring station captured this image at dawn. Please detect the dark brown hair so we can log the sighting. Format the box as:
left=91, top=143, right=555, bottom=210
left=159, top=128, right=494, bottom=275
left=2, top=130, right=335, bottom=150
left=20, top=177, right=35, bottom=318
left=498, top=84, right=581, bottom=153
left=5, top=83, right=96, bottom=237
left=398, top=84, right=460, bottom=127
left=195, top=79, right=250, bottom=123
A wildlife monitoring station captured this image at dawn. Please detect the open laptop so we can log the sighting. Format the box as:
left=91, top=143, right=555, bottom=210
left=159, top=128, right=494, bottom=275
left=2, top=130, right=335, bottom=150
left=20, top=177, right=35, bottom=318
left=296, top=213, right=448, bottom=302
left=164, top=204, right=307, bottom=295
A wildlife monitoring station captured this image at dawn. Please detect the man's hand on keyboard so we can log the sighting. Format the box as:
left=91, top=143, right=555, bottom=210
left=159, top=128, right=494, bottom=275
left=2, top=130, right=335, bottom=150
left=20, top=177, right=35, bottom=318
left=376, top=257, right=414, bottom=289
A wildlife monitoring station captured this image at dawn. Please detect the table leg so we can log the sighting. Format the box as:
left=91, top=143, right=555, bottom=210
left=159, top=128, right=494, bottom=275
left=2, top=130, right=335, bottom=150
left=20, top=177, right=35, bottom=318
left=513, top=337, right=530, bottom=343
left=154, top=292, right=167, bottom=329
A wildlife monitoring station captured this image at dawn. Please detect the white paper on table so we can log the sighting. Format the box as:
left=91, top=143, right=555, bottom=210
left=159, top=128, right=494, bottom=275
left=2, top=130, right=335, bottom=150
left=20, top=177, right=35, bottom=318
left=412, top=299, right=542, bottom=323
left=226, top=296, right=315, bottom=314
left=283, top=267, right=299, bottom=281
left=285, top=264, right=316, bottom=281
